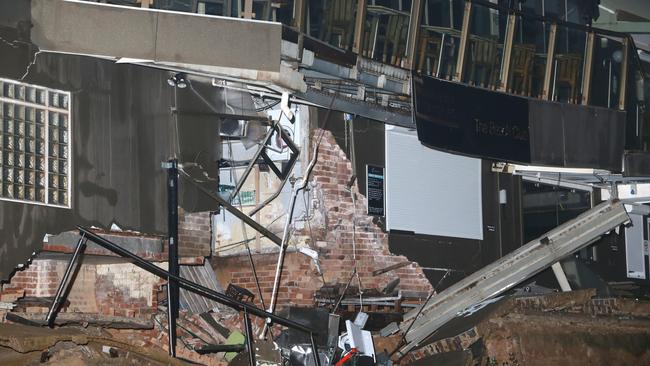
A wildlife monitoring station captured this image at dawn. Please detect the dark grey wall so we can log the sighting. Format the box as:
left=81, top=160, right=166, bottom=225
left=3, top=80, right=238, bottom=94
left=0, top=40, right=236, bottom=281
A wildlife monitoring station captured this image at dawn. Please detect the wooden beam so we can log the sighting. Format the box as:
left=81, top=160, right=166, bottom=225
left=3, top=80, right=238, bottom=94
left=454, top=1, right=472, bottom=82
left=581, top=32, right=595, bottom=105
left=353, top=0, right=367, bottom=55
left=618, top=37, right=629, bottom=110
left=499, top=13, right=517, bottom=92
left=404, top=0, right=423, bottom=70
left=541, top=23, right=558, bottom=100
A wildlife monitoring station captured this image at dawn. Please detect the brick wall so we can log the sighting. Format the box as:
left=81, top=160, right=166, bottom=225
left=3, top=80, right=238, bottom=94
left=212, top=129, right=432, bottom=309
left=1, top=258, right=166, bottom=318
left=179, top=209, right=212, bottom=258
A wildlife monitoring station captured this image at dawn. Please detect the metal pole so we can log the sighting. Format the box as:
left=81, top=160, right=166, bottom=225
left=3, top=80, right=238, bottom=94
left=178, top=168, right=283, bottom=246
left=310, top=332, right=322, bottom=366
left=166, top=158, right=179, bottom=357
left=45, top=234, right=87, bottom=328
left=244, top=308, right=256, bottom=366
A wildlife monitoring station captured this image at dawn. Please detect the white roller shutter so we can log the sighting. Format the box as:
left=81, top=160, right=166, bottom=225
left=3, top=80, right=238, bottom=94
left=385, top=126, right=483, bottom=240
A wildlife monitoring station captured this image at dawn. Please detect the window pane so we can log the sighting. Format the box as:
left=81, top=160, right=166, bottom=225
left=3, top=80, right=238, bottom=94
left=463, top=2, right=508, bottom=90
left=0, top=78, right=71, bottom=207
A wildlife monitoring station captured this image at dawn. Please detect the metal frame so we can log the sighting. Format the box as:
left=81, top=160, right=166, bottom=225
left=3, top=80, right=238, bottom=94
left=47, top=227, right=321, bottom=366
left=454, top=1, right=472, bottom=82
left=179, top=167, right=283, bottom=246
left=394, top=199, right=629, bottom=359
left=228, top=118, right=299, bottom=206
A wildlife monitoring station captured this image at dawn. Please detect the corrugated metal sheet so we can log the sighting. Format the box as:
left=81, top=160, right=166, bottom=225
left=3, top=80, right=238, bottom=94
left=179, top=261, right=223, bottom=314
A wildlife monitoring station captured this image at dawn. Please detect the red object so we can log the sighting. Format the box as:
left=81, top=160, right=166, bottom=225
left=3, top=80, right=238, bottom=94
left=335, top=348, right=358, bottom=366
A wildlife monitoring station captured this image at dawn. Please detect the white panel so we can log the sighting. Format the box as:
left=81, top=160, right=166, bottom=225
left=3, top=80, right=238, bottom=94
left=385, top=127, right=483, bottom=239
left=625, top=213, right=646, bottom=279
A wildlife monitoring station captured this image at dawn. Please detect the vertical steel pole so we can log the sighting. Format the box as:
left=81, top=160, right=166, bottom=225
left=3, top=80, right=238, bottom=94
left=244, top=308, right=256, bottom=366
left=167, top=158, right=179, bottom=357
left=45, top=234, right=87, bottom=327
left=310, top=332, right=322, bottom=366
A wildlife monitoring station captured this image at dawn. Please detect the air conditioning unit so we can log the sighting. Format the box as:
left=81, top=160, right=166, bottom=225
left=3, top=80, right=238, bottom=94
left=220, top=119, right=248, bottom=139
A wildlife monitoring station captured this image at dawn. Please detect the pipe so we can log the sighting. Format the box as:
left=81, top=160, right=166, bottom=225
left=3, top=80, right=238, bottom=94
left=45, top=234, right=87, bottom=327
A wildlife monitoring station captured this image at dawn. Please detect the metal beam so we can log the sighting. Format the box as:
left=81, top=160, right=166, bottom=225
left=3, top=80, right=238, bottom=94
left=76, top=226, right=315, bottom=333
left=178, top=169, right=283, bottom=246
left=165, top=159, right=179, bottom=357
left=394, top=199, right=629, bottom=359
left=299, top=88, right=414, bottom=128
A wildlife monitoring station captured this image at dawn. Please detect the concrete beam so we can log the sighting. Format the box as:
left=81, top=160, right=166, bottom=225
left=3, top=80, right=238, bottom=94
left=30, top=0, right=281, bottom=72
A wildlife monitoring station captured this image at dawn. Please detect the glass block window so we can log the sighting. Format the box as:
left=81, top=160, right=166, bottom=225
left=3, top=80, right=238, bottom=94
left=0, top=78, right=71, bottom=208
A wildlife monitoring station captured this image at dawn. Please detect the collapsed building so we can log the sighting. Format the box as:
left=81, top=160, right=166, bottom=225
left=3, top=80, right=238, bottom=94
left=0, top=0, right=649, bottom=365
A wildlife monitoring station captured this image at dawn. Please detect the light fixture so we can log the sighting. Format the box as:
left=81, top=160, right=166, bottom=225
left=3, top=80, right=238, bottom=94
left=167, top=73, right=188, bottom=88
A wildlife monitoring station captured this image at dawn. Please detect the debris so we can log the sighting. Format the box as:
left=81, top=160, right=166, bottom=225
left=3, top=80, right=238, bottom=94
left=225, top=284, right=255, bottom=304
left=6, top=312, right=154, bottom=329
left=372, top=261, right=412, bottom=276
left=379, top=322, right=399, bottom=337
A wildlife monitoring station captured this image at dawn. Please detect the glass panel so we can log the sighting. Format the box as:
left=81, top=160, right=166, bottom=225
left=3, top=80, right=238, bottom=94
left=275, top=0, right=295, bottom=26
left=625, top=43, right=645, bottom=150
left=0, top=79, right=71, bottom=206
left=551, top=25, right=586, bottom=104
left=463, top=2, right=508, bottom=90
left=416, top=0, right=465, bottom=79
left=364, top=1, right=411, bottom=66
left=589, top=36, right=623, bottom=109
left=308, top=0, right=359, bottom=51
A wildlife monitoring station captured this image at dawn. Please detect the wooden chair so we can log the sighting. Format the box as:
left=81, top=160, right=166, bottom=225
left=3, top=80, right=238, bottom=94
left=508, top=44, right=536, bottom=96
left=554, top=53, right=583, bottom=104
left=467, top=36, right=499, bottom=89
left=321, top=0, right=357, bottom=50
left=417, top=31, right=443, bottom=76
left=362, top=16, right=380, bottom=58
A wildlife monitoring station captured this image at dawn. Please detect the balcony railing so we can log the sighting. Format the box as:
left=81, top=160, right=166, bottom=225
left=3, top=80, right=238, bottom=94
left=85, top=0, right=648, bottom=149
